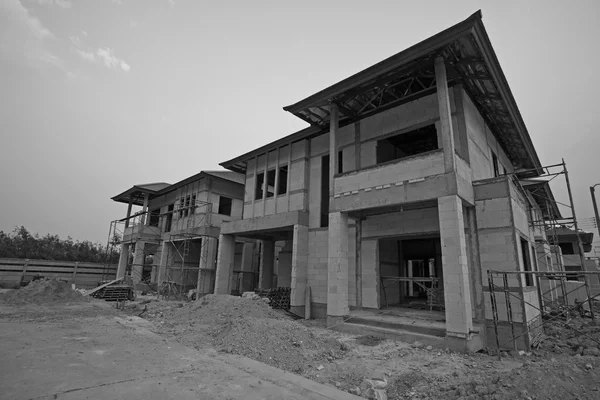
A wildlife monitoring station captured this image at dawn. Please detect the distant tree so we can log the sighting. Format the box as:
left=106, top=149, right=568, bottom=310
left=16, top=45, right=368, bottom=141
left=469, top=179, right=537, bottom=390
left=0, top=226, right=119, bottom=263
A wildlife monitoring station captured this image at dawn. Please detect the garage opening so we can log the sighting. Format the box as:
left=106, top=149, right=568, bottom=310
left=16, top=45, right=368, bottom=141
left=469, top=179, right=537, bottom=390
left=378, top=237, right=444, bottom=311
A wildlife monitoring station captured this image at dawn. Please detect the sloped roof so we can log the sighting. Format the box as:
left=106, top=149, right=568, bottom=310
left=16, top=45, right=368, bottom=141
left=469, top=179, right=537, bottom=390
left=111, top=182, right=171, bottom=205
left=203, top=170, right=245, bottom=185
left=221, top=10, right=542, bottom=175
left=547, top=226, right=594, bottom=252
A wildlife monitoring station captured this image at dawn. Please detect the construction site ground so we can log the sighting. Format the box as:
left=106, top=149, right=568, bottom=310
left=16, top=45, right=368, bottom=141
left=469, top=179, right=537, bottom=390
left=2, top=282, right=600, bottom=400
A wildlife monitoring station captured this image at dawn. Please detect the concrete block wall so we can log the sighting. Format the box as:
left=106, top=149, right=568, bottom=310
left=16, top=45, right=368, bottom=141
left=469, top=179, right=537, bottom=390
left=361, top=239, right=379, bottom=308
left=461, top=87, right=514, bottom=180
left=327, top=212, right=349, bottom=318
left=334, top=150, right=444, bottom=195
left=362, top=207, right=439, bottom=239
left=242, top=140, right=308, bottom=219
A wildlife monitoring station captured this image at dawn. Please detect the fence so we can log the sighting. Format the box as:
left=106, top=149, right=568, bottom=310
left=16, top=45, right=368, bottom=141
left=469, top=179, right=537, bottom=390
left=0, top=258, right=117, bottom=289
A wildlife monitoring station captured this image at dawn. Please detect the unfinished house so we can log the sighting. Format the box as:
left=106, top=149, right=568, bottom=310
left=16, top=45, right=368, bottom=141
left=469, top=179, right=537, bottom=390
left=213, top=11, right=559, bottom=351
left=110, top=171, right=259, bottom=297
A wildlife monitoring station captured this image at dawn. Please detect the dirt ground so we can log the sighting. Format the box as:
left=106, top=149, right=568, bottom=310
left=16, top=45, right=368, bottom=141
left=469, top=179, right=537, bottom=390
left=124, top=294, right=600, bottom=400
left=3, top=281, right=600, bottom=400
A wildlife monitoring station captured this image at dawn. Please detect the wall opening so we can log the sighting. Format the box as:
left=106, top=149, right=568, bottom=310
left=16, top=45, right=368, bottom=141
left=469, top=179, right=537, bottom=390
left=266, top=169, right=276, bottom=198
left=218, top=196, right=232, bottom=216
left=378, top=237, right=443, bottom=311
left=277, top=165, right=288, bottom=195
left=376, top=124, right=438, bottom=165
left=255, top=172, right=264, bottom=200
left=321, top=154, right=330, bottom=227
left=149, top=209, right=160, bottom=227
left=164, top=204, right=174, bottom=232
left=521, top=237, right=533, bottom=286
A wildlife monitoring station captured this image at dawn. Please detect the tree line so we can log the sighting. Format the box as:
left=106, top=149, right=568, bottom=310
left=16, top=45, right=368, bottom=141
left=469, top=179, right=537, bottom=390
left=0, top=226, right=119, bottom=263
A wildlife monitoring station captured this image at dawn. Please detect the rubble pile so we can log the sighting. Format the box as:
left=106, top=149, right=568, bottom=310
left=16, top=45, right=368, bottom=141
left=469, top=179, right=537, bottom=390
left=140, top=294, right=342, bottom=373
left=0, top=278, right=89, bottom=305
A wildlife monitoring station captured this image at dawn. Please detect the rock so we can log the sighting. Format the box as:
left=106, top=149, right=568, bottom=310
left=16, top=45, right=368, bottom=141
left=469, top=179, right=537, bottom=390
left=426, top=345, right=433, bottom=350
left=363, top=376, right=388, bottom=389
left=583, top=347, right=600, bottom=356
left=334, top=381, right=342, bottom=387
left=412, top=341, right=423, bottom=348
left=348, top=387, right=361, bottom=396
left=363, top=387, right=387, bottom=400
left=585, top=363, right=593, bottom=370
left=316, top=365, right=324, bottom=371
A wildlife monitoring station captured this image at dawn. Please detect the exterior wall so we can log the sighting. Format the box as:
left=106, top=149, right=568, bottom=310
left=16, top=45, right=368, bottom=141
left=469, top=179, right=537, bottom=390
left=243, top=141, right=308, bottom=219
left=462, top=87, right=515, bottom=180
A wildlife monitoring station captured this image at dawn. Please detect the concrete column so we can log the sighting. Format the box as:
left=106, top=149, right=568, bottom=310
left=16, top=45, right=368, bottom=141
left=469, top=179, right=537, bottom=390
left=327, top=212, right=349, bottom=327
left=140, top=193, right=149, bottom=225
left=438, top=195, right=473, bottom=338
left=125, top=201, right=133, bottom=228
left=214, top=234, right=235, bottom=294
left=259, top=240, right=275, bottom=289
left=131, top=241, right=146, bottom=284
left=435, top=56, right=456, bottom=173
left=329, top=104, right=338, bottom=194
left=290, top=225, right=309, bottom=316
left=277, top=241, right=293, bottom=287
left=157, top=242, right=168, bottom=287
left=116, top=244, right=129, bottom=279
left=196, top=236, right=218, bottom=297
left=239, top=242, right=255, bottom=292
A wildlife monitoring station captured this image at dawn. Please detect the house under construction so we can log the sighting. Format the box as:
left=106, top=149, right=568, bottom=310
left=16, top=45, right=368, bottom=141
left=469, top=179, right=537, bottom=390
left=109, top=171, right=260, bottom=297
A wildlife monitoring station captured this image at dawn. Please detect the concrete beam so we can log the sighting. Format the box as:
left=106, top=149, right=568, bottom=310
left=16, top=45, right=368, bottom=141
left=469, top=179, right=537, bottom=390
left=435, top=56, right=456, bottom=173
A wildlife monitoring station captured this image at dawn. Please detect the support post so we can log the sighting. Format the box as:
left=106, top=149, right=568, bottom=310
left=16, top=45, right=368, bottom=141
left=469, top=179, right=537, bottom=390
left=438, top=195, right=473, bottom=340
left=131, top=241, right=145, bottom=284
left=258, top=240, right=275, bottom=289
left=196, top=236, right=218, bottom=298
left=564, top=160, right=594, bottom=320
left=140, top=193, right=149, bottom=225
left=290, top=224, right=309, bottom=317
left=434, top=56, right=456, bottom=173
left=327, top=211, right=349, bottom=327
left=72, top=261, right=79, bottom=284
left=116, top=244, right=128, bottom=279
left=125, top=201, right=133, bottom=228
left=214, top=234, right=236, bottom=294
left=329, top=104, right=338, bottom=195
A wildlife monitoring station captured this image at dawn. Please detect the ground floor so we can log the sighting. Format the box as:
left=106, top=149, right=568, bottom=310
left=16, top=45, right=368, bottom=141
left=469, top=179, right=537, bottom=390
left=216, top=181, right=552, bottom=351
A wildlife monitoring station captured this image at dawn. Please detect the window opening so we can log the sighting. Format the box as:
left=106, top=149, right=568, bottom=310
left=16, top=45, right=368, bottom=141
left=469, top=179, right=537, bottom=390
left=277, top=165, right=288, bottom=195
left=218, top=196, right=232, bottom=216
left=376, top=124, right=438, bottom=164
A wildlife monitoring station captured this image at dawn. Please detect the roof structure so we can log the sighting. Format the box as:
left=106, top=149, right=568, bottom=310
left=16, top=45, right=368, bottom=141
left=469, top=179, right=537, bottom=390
left=111, top=171, right=245, bottom=205
left=222, top=10, right=542, bottom=175
left=547, top=226, right=594, bottom=252
left=520, top=179, right=562, bottom=220
left=111, top=182, right=171, bottom=205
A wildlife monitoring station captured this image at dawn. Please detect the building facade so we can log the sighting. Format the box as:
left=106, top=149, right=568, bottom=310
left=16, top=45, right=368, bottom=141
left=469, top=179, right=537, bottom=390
left=111, top=171, right=259, bottom=296
left=213, top=12, right=558, bottom=351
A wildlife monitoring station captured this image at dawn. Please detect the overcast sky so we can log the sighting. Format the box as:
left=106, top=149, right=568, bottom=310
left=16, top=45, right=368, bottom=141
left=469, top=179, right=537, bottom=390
left=1, top=0, right=599, bottom=252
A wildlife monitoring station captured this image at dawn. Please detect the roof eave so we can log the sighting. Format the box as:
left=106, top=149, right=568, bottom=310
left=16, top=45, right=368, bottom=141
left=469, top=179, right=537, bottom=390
left=283, top=11, right=481, bottom=113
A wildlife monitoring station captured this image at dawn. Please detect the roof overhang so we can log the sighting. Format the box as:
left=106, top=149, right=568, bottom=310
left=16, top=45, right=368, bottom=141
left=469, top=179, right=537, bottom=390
left=281, top=10, right=542, bottom=175
left=111, top=183, right=170, bottom=205
left=519, top=179, right=562, bottom=220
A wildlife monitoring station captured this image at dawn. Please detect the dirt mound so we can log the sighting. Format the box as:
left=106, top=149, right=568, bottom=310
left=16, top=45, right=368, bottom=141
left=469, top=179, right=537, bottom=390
left=0, top=278, right=89, bottom=305
left=141, top=294, right=342, bottom=374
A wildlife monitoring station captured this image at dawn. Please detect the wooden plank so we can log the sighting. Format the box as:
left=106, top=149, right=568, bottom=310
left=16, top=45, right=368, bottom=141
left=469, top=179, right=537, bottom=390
left=84, top=278, right=124, bottom=296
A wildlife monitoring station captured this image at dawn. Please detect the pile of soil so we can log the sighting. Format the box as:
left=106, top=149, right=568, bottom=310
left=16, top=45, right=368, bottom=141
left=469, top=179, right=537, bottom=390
left=139, top=294, right=343, bottom=373
left=0, top=278, right=89, bottom=305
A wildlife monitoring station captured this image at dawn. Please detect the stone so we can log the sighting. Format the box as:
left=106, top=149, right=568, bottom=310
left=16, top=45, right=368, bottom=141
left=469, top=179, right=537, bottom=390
left=316, top=365, right=324, bottom=371
left=426, top=345, right=433, bottom=350
left=348, top=387, right=361, bottom=396
left=585, top=363, right=593, bottom=370
left=412, top=341, right=423, bottom=348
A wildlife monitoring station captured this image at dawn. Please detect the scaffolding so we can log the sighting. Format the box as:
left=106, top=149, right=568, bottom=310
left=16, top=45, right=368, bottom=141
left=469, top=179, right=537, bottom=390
left=161, top=198, right=216, bottom=300
left=487, top=159, right=600, bottom=352
left=103, top=187, right=218, bottom=299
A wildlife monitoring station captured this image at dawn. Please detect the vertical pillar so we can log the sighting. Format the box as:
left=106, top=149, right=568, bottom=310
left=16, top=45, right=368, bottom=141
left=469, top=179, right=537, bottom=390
left=239, top=241, right=255, bottom=292
left=116, top=243, right=129, bottom=279
left=438, top=195, right=473, bottom=339
left=140, top=193, right=149, bottom=225
left=259, top=240, right=275, bottom=289
left=131, top=241, right=145, bottom=284
left=277, top=241, right=293, bottom=287
left=435, top=56, right=456, bottom=173
left=329, top=104, right=338, bottom=194
left=214, top=234, right=235, bottom=294
left=157, top=242, right=169, bottom=288
left=196, top=236, right=218, bottom=298
left=327, top=212, right=349, bottom=327
left=290, top=225, right=309, bottom=316
left=125, top=201, right=133, bottom=228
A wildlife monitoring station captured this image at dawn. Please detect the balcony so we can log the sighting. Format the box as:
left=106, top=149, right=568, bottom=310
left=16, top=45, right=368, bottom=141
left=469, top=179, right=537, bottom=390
left=332, top=150, right=448, bottom=212
left=122, top=223, right=162, bottom=243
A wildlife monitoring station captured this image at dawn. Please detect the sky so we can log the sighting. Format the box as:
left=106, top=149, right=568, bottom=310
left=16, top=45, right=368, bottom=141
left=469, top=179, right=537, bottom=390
left=1, top=0, right=600, bottom=251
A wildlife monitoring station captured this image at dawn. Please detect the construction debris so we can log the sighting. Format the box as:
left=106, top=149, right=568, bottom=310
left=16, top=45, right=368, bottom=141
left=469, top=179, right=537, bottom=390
left=0, top=278, right=89, bottom=305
